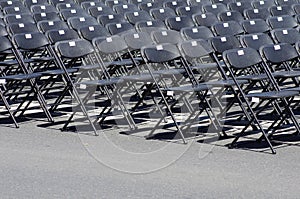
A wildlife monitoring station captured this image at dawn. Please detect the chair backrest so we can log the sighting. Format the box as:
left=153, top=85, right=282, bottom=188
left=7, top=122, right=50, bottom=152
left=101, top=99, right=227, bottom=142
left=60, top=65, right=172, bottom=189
left=123, top=31, right=153, bottom=50
left=105, top=0, right=127, bottom=8
left=125, top=10, right=152, bottom=25
left=179, top=39, right=214, bottom=61
left=251, top=0, right=276, bottom=9
left=55, top=39, right=94, bottom=59
left=88, top=5, right=114, bottom=17
left=243, top=8, right=270, bottom=20
left=141, top=43, right=181, bottom=63
left=138, top=2, right=160, bottom=12
left=3, top=6, right=31, bottom=15
left=276, top=0, right=299, bottom=6
left=180, top=26, right=214, bottom=40
left=67, top=16, right=98, bottom=30
left=92, top=35, right=128, bottom=54
left=113, top=4, right=138, bottom=15
left=223, top=47, right=263, bottom=69
left=212, top=21, right=244, bottom=36
left=46, top=28, right=80, bottom=44
left=164, top=0, right=188, bottom=10
left=8, top=22, right=40, bottom=35
left=228, top=1, right=252, bottom=14
left=13, top=32, right=50, bottom=50
left=78, top=25, right=110, bottom=41
left=165, top=16, right=195, bottom=31
left=241, top=19, right=270, bottom=34
left=210, top=35, right=241, bottom=54
left=271, top=28, right=300, bottom=45
left=267, top=15, right=298, bottom=29
left=203, top=3, right=228, bottom=15
left=81, top=1, right=105, bottom=10
left=37, top=20, right=69, bottom=32
left=106, top=22, right=135, bottom=35
left=98, top=13, right=126, bottom=26
left=151, top=29, right=183, bottom=44
left=240, top=33, right=274, bottom=50
left=150, top=7, right=176, bottom=21
left=135, top=20, right=167, bottom=33
left=269, top=5, right=295, bottom=16
left=176, top=5, right=202, bottom=17
left=33, top=12, right=60, bottom=22
left=193, top=12, right=219, bottom=27
left=4, top=13, right=35, bottom=24
left=260, top=43, right=299, bottom=63
left=56, top=2, right=81, bottom=11
left=218, top=10, right=244, bottom=22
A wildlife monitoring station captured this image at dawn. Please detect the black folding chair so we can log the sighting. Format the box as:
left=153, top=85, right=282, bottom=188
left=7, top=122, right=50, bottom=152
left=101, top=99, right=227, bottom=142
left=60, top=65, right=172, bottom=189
left=37, top=20, right=69, bottom=33
left=125, top=10, right=152, bottom=25
left=211, top=21, right=244, bottom=36
left=203, top=3, right=228, bottom=15
left=165, top=15, right=195, bottom=31
left=151, top=29, right=183, bottom=44
left=106, top=22, right=136, bottom=35
left=176, top=5, right=202, bottom=17
left=267, top=15, right=298, bottom=29
left=88, top=5, right=114, bottom=17
left=228, top=1, right=252, bottom=14
left=135, top=19, right=167, bottom=34
left=241, top=19, right=270, bottom=34
left=150, top=7, right=176, bottom=21
left=269, top=5, right=296, bottom=16
left=270, top=28, right=300, bottom=45
left=218, top=10, right=244, bottom=23
left=78, top=24, right=110, bottom=41
left=113, top=3, right=138, bottom=15
left=33, top=12, right=61, bottom=22
left=243, top=8, right=271, bottom=20
left=193, top=12, right=219, bottom=27
left=252, top=0, right=276, bottom=9
left=180, top=26, right=214, bottom=40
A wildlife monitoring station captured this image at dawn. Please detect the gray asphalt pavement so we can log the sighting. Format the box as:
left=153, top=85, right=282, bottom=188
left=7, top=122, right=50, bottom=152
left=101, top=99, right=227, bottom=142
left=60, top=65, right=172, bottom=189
left=1, top=118, right=300, bottom=199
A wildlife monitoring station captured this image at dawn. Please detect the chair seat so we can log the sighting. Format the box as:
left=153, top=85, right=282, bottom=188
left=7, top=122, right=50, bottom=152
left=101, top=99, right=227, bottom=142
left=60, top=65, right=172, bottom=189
left=121, top=74, right=160, bottom=82
left=41, top=68, right=78, bottom=75
left=78, top=77, right=123, bottom=86
left=236, top=74, right=268, bottom=81
left=74, top=64, right=100, bottom=70
left=272, top=71, right=300, bottom=78
left=104, top=59, right=135, bottom=67
left=0, top=73, right=42, bottom=80
left=247, top=90, right=298, bottom=99
left=164, top=84, right=211, bottom=93
left=191, top=63, right=218, bottom=70
left=206, top=79, right=248, bottom=86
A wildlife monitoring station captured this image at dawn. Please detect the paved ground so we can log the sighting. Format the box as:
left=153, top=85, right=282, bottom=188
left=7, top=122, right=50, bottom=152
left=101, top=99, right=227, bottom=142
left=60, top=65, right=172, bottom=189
left=1, top=113, right=300, bottom=199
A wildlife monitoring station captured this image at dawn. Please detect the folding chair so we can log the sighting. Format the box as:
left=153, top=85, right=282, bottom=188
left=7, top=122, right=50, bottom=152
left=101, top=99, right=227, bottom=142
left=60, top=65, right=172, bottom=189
left=180, top=25, right=214, bottom=40
left=88, top=5, right=114, bottom=17
left=267, top=15, right=298, bottom=30
left=7, top=22, right=40, bottom=35
left=56, top=2, right=81, bottom=11
left=135, top=19, right=167, bottom=34
left=202, top=3, right=228, bottom=15
left=81, top=1, right=105, bottom=10
left=150, top=7, right=176, bottom=21
left=24, top=0, right=49, bottom=8
left=176, top=5, right=202, bottom=17
left=125, top=10, right=152, bottom=25
left=243, top=8, right=271, bottom=20
left=78, top=25, right=110, bottom=41
left=193, top=12, right=219, bottom=27
left=165, top=16, right=195, bottom=31
left=218, top=10, right=244, bottom=23
left=252, top=0, right=276, bottom=9
left=270, top=28, right=300, bottom=45
left=188, top=0, right=211, bottom=6
left=211, top=21, right=244, bottom=36
left=269, top=5, right=295, bottom=16
left=241, top=19, right=270, bottom=34
left=113, top=4, right=138, bottom=15
left=222, top=47, right=299, bottom=154
left=211, top=0, right=234, bottom=5
left=129, top=0, right=152, bottom=5
left=151, top=29, right=183, bottom=44
left=31, top=4, right=57, bottom=13
left=105, top=0, right=127, bottom=8
left=59, top=8, right=90, bottom=21
left=138, top=2, right=160, bottom=13
left=49, top=0, right=73, bottom=6
left=0, top=0, right=24, bottom=10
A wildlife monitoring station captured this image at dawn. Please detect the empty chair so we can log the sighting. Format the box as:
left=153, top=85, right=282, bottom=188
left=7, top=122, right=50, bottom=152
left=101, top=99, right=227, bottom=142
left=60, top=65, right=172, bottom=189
left=211, top=0, right=234, bottom=5
left=78, top=25, right=110, bottom=41
left=210, top=35, right=241, bottom=55
left=123, top=31, right=153, bottom=51
left=151, top=29, right=183, bottom=44
left=31, top=4, right=58, bottom=13
left=106, top=22, right=135, bottom=35
left=251, top=0, right=276, bottom=9
left=67, top=16, right=98, bottom=30
left=193, top=12, right=219, bottom=27
left=188, top=0, right=211, bottom=6
left=113, top=4, right=138, bottom=15
left=241, top=19, right=270, bottom=34
left=176, top=5, right=202, bottom=17
left=150, top=7, right=176, bottom=21
left=49, top=0, right=73, bottom=6
left=129, top=0, right=152, bottom=4
left=0, top=0, right=24, bottom=9
left=243, top=8, right=270, bottom=20
left=125, top=10, right=152, bottom=25
left=269, top=5, right=295, bottom=16
left=267, top=15, right=298, bottom=29
left=135, top=20, right=167, bottom=33
left=88, top=5, right=114, bottom=17
left=56, top=2, right=81, bottom=11
left=37, top=20, right=69, bottom=32
left=211, top=21, right=244, bottom=36
left=202, top=3, right=228, bottom=15
left=271, top=28, right=300, bottom=44
left=98, top=13, right=126, bottom=26
left=218, top=10, right=244, bottom=22
left=180, top=26, right=214, bottom=40
left=228, top=1, right=252, bottom=14
left=240, top=33, right=274, bottom=50
left=33, top=12, right=60, bottom=22
left=165, top=16, right=195, bottom=31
